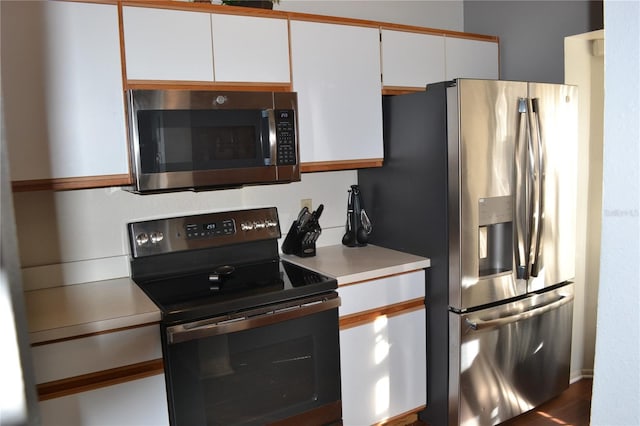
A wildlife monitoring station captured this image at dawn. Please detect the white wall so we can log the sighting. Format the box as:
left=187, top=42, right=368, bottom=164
left=565, top=30, right=604, bottom=380
left=590, top=1, right=640, bottom=424
left=13, top=171, right=357, bottom=289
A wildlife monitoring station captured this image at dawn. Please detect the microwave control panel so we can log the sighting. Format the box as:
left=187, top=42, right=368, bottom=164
left=275, top=110, right=297, bottom=165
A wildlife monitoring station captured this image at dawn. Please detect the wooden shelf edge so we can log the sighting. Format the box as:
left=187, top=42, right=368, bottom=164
left=301, top=159, right=383, bottom=173
left=11, top=174, right=131, bottom=192
left=126, top=80, right=293, bottom=92
left=119, top=1, right=499, bottom=43
left=37, top=358, right=164, bottom=401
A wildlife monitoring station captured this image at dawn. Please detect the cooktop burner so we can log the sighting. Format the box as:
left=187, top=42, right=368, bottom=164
left=128, top=207, right=337, bottom=324
left=136, top=259, right=336, bottom=324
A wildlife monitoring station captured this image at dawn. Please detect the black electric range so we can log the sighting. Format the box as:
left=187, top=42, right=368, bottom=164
left=127, top=207, right=337, bottom=325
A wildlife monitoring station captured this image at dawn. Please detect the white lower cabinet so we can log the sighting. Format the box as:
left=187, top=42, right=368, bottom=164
left=39, top=375, right=169, bottom=426
left=338, top=271, right=426, bottom=425
left=33, top=325, right=168, bottom=425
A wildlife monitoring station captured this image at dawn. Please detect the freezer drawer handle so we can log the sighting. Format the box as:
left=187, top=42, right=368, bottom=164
left=465, top=293, right=573, bottom=331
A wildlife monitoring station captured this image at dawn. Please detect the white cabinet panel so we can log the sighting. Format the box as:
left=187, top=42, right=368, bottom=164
left=339, top=270, right=424, bottom=316
left=39, top=375, right=169, bottom=426
left=31, top=325, right=162, bottom=384
left=1, top=1, right=128, bottom=181
left=340, top=309, right=426, bottom=425
left=381, top=29, right=445, bottom=88
left=290, top=20, right=383, bottom=163
left=212, top=14, right=290, bottom=83
left=445, top=37, right=500, bottom=80
left=123, top=6, right=214, bottom=81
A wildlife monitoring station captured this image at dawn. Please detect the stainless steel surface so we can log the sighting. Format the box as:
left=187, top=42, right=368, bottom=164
left=126, top=90, right=300, bottom=193
left=448, top=80, right=529, bottom=310
left=128, top=207, right=281, bottom=258
left=527, top=83, right=578, bottom=292
left=358, top=79, right=578, bottom=426
left=449, top=283, right=574, bottom=426
left=166, top=292, right=341, bottom=344
left=446, top=80, right=577, bottom=310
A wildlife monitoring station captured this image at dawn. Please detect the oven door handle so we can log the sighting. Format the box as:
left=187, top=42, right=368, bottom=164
left=166, top=293, right=341, bottom=344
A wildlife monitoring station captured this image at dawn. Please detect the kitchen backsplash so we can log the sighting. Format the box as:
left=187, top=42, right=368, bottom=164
left=14, top=170, right=356, bottom=290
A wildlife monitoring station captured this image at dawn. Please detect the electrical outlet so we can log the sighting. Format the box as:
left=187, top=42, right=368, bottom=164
left=300, top=198, right=312, bottom=211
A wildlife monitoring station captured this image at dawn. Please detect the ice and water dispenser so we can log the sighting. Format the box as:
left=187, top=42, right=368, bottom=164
left=477, top=196, right=513, bottom=277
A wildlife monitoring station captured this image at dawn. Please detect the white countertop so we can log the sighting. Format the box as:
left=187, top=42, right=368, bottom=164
left=281, top=244, right=430, bottom=285
left=24, top=277, right=160, bottom=345
left=24, top=245, right=429, bottom=345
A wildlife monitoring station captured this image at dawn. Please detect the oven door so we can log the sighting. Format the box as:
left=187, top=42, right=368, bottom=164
left=162, top=292, right=342, bottom=426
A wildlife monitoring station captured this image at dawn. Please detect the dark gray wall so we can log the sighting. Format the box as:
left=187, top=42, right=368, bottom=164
left=463, top=1, right=603, bottom=83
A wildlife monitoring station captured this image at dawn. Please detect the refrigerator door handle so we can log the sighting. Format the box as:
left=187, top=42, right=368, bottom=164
left=464, top=293, right=574, bottom=332
left=530, top=98, right=545, bottom=277
left=515, top=98, right=530, bottom=280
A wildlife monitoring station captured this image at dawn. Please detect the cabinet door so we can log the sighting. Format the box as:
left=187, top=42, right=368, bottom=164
left=122, top=6, right=214, bottom=81
left=39, top=375, right=169, bottom=426
left=290, top=21, right=383, bottom=164
left=445, top=37, right=500, bottom=80
left=340, top=309, right=427, bottom=425
left=1, top=1, right=128, bottom=181
left=211, top=14, right=290, bottom=83
left=381, top=29, right=445, bottom=88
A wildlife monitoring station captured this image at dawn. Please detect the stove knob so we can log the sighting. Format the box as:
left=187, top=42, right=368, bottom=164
left=254, top=221, right=266, bottom=229
left=241, top=222, right=254, bottom=231
left=266, top=220, right=278, bottom=228
left=135, top=233, right=149, bottom=246
left=150, top=232, right=164, bottom=244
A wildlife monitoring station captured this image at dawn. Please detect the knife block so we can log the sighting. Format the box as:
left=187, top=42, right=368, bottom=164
left=281, top=221, right=320, bottom=257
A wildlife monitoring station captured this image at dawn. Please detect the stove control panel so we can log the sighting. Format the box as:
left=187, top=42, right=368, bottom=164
left=128, top=207, right=281, bottom=258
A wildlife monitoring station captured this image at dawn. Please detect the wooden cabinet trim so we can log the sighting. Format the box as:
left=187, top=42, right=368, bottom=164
left=380, top=22, right=499, bottom=43
left=339, top=297, right=425, bottom=330
left=301, top=158, right=383, bottom=173
left=337, top=269, right=426, bottom=288
left=37, top=358, right=164, bottom=401
left=125, top=80, right=292, bottom=92
left=11, top=174, right=131, bottom=192
left=119, top=1, right=499, bottom=43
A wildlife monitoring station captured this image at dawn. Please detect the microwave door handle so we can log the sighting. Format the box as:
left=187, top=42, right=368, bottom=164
left=265, top=108, right=277, bottom=164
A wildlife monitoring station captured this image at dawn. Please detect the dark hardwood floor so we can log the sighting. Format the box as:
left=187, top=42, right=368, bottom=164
left=409, top=378, right=592, bottom=426
left=500, top=378, right=592, bottom=426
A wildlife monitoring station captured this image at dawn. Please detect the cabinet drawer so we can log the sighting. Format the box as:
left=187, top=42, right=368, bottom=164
left=31, top=325, right=162, bottom=384
left=338, top=270, right=425, bottom=316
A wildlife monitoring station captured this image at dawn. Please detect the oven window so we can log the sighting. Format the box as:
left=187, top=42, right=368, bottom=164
left=163, top=308, right=341, bottom=426
left=137, top=109, right=270, bottom=173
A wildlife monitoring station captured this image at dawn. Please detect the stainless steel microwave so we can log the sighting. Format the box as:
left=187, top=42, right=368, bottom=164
left=126, top=89, right=300, bottom=193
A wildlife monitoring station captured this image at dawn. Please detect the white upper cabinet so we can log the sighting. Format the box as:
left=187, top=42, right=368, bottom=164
left=445, top=37, right=500, bottom=80
left=123, top=7, right=215, bottom=81
left=290, top=20, right=383, bottom=164
left=211, top=14, right=290, bottom=83
left=1, top=1, right=128, bottom=182
left=381, top=29, right=446, bottom=88
left=122, top=7, right=290, bottom=83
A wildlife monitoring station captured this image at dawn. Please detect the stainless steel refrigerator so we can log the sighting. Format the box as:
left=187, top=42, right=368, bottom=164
left=358, top=79, right=577, bottom=426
